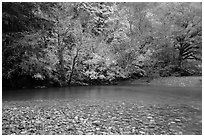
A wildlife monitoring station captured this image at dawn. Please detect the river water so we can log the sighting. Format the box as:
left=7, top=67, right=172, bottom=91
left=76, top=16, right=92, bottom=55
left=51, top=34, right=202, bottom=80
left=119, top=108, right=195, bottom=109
left=2, top=85, right=202, bottom=108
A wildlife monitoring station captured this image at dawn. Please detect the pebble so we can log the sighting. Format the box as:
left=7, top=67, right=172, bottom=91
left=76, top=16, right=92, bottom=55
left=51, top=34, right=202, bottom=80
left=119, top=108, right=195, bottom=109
left=148, top=124, right=155, bottom=128
left=131, top=127, right=136, bottom=133
left=170, top=121, right=176, bottom=124
left=139, top=131, right=145, bottom=134
left=174, top=119, right=181, bottom=122
left=112, top=116, right=117, bottom=119
left=78, top=131, right=83, bottom=135
left=96, top=127, right=100, bottom=130
left=86, top=132, right=94, bottom=135
left=74, top=116, right=78, bottom=120
left=92, top=121, right=100, bottom=126
left=79, top=118, right=83, bottom=121
left=35, top=120, right=41, bottom=124
left=2, top=100, right=202, bottom=135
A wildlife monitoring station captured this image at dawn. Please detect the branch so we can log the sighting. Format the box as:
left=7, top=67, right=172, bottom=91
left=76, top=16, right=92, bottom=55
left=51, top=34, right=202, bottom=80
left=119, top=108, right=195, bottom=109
left=182, top=50, right=197, bottom=58
left=183, top=45, right=199, bottom=53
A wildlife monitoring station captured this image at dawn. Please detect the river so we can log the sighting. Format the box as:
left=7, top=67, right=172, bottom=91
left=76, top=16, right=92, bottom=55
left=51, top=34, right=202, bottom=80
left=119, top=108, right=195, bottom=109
left=2, top=85, right=202, bottom=109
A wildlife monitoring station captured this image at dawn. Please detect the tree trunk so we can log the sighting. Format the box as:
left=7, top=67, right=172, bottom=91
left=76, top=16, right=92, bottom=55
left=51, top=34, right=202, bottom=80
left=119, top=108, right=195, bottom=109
left=67, top=48, right=79, bottom=85
left=57, top=29, right=66, bottom=86
left=178, top=45, right=183, bottom=70
left=177, top=51, right=183, bottom=75
left=58, top=48, right=66, bottom=85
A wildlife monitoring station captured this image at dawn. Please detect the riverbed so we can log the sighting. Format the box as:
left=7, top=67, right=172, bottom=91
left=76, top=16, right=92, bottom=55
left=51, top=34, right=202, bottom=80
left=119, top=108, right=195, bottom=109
left=2, top=80, right=202, bottom=135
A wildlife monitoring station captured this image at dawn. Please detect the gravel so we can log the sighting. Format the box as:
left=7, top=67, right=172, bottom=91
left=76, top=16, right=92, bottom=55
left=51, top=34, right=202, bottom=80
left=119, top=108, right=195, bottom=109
left=2, top=99, right=202, bottom=135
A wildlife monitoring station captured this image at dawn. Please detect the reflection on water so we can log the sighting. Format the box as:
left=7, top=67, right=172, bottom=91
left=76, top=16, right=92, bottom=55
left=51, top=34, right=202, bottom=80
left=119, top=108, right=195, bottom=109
left=2, top=85, right=202, bottom=107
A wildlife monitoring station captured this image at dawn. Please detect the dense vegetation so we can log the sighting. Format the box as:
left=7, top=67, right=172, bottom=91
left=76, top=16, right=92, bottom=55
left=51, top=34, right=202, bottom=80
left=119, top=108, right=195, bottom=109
left=2, top=2, right=202, bottom=88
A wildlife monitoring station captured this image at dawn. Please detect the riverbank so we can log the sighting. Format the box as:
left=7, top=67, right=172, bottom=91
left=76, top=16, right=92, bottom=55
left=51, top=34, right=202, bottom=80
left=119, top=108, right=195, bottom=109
left=125, top=76, right=202, bottom=87
left=3, top=76, right=202, bottom=90
left=2, top=99, right=201, bottom=135
left=149, top=76, right=202, bottom=87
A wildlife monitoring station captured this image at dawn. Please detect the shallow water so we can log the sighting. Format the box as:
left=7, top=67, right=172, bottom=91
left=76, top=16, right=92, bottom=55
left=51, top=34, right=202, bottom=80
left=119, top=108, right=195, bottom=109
left=2, top=85, right=202, bottom=108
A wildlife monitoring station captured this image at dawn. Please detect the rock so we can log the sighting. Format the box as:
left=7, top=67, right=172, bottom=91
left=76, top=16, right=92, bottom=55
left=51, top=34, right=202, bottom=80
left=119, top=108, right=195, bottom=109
left=13, top=107, right=17, bottom=110
left=147, top=116, right=153, bottom=119
left=86, top=132, right=94, bottom=135
left=46, top=116, right=51, bottom=119
left=174, top=119, right=181, bottom=122
left=170, top=121, right=176, bottom=124
left=92, top=121, right=100, bottom=126
left=67, top=128, right=74, bottom=132
left=131, top=127, right=136, bottom=133
left=160, top=130, right=166, bottom=134
left=148, top=124, right=155, bottom=128
left=139, top=131, right=145, bottom=134
left=112, top=116, right=117, bottom=119
left=78, top=131, right=83, bottom=135
left=35, top=120, right=41, bottom=124
left=175, top=131, right=183, bottom=135
left=144, top=122, right=149, bottom=125
left=101, top=132, right=108, bottom=135
left=74, top=116, right=78, bottom=120
left=96, top=127, right=100, bottom=130
left=79, top=118, right=84, bottom=121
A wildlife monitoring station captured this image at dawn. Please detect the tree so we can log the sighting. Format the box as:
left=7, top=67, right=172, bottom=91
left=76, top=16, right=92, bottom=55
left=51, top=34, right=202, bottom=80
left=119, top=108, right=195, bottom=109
left=104, top=3, right=155, bottom=78
left=33, top=3, right=83, bottom=85
left=173, top=6, right=202, bottom=68
left=2, top=2, right=55, bottom=87
left=149, top=2, right=202, bottom=76
left=2, top=2, right=202, bottom=88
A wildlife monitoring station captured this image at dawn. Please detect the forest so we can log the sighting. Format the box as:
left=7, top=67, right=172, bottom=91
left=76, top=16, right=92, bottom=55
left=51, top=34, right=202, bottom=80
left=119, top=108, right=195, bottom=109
left=2, top=2, right=202, bottom=88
